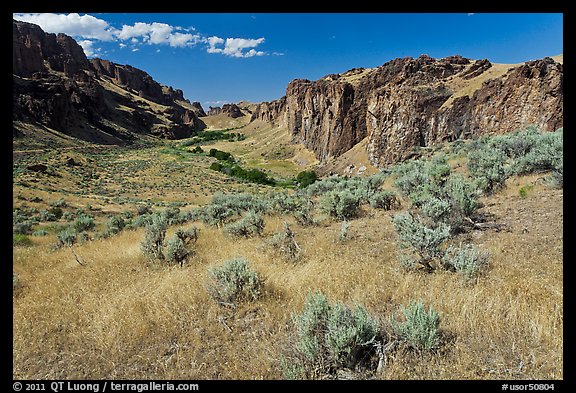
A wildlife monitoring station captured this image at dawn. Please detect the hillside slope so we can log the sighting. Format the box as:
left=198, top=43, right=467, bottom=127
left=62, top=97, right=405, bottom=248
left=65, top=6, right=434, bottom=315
left=13, top=20, right=205, bottom=150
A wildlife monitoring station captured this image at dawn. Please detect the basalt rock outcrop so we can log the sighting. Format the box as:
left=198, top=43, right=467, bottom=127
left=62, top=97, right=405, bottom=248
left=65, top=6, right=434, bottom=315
left=207, top=104, right=244, bottom=118
left=13, top=19, right=205, bottom=145
left=252, top=54, right=563, bottom=168
left=221, top=104, right=244, bottom=118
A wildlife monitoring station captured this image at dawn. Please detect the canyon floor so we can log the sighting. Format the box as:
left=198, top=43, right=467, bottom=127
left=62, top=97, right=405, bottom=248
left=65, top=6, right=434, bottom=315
left=12, top=115, right=562, bottom=380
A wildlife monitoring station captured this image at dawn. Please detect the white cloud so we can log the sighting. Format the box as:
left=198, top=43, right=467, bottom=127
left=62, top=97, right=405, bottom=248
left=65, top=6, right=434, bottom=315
left=207, top=36, right=266, bottom=58
left=132, top=48, right=139, bottom=52
left=78, top=39, right=99, bottom=57
left=13, top=13, right=270, bottom=59
left=13, top=13, right=116, bottom=41
left=467, top=13, right=475, bottom=16
left=169, top=32, right=200, bottom=47
left=116, top=22, right=199, bottom=47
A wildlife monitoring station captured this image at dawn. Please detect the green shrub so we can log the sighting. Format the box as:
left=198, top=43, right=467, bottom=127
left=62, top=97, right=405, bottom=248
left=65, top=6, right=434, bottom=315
left=57, top=228, right=77, bottom=247
left=13, top=234, right=32, bottom=247
left=391, top=300, right=441, bottom=351
left=207, top=257, right=263, bottom=306
left=283, top=292, right=381, bottom=379
left=224, top=211, right=265, bottom=238
left=442, top=243, right=489, bottom=281
left=208, top=148, right=234, bottom=161
left=296, top=170, right=318, bottom=188
left=140, top=215, right=167, bottom=262
left=319, top=190, right=361, bottom=220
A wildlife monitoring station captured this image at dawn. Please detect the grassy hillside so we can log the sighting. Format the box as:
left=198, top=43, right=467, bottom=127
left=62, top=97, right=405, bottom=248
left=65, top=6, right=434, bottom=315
left=13, top=126, right=562, bottom=380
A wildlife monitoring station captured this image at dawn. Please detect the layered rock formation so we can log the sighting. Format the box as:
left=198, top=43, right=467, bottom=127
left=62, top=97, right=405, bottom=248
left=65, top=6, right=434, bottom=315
left=13, top=20, right=205, bottom=144
left=207, top=104, right=244, bottom=118
left=252, top=54, right=563, bottom=168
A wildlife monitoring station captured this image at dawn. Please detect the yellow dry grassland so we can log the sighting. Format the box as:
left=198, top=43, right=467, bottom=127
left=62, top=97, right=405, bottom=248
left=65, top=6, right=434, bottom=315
left=12, top=121, right=563, bottom=380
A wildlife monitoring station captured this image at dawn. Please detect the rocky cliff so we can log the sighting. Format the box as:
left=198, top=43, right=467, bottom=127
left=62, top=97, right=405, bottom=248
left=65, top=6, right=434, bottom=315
left=253, top=54, right=563, bottom=168
left=13, top=20, right=205, bottom=145
left=207, top=104, right=244, bottom=118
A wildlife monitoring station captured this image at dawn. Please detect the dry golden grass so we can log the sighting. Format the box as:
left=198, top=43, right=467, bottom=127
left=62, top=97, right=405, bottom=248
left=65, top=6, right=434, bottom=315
left=13, top=175, right=563, bottom=379
left=13, top=119, right=563, bottom=380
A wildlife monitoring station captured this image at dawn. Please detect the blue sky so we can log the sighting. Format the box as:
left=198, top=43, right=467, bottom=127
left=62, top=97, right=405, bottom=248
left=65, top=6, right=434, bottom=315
left=13, top=13, right=563, bottom=110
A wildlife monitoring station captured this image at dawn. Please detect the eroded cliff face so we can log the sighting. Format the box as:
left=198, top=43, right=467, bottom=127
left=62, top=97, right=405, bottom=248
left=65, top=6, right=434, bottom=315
left=13, top=20, right=205, bottom=144
left=253, top=54, right=563, bottom=168
left=366, top=56, right=563, bottom=166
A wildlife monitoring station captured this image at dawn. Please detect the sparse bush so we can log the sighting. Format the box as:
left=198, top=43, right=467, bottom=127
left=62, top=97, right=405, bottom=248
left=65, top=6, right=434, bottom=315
left=136, top=204, right=152, bottom=216
left=141, top=215, right=167, bottom=262
left=32, top=229, right=48, bottom=237
left=442, top=243, right=489, bottom=281
left=13, top=221, right=34, bottom=235
left=391, top=300, right=441, bottom=351
left=212, top=192, right=270, bottom=214
left=107, top=215, right=125, bottom=235
left=164, top=236, right=190, bottom=266
left=13, top=234, right=32, bottom=247
left=468, top=147, right=508, bottom=194
left=50, top=198, right=68, bottom=208
left=283, top=292, right=381, bottom=379
left=61, top=211, right=75, bottom=221
left=199, top=204, right=237, bottom=227
left=293, top=200, right=315, bottom=226
left=512, top=128, right=563, bottom=175
left=132, top=213, right=154, bottom=228
left=339, top=221, right=350, bottom=242
left=394, top=160, right=431, bottom=197
left=269, top=222, right=302, bottom=262
left=369, top=190, right=400, bottom=210
left=13, top=272, right=20, bottom=290
left=57, top=228, right=77, bottom=247
left=319, top=190, right=361, bottom=220
left=176, top=226, right=199, bottom=244
left=551, top=164, right=563, bottom=188
left=73, top=215, right=95, bottom=232
left=207, top=257, right=263, bottom=306
left=224, top=211, right=265, bottom=238
left=392, top=212, right=451, bottom=271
